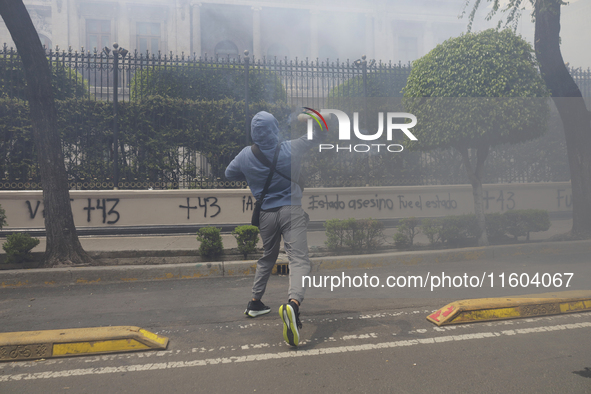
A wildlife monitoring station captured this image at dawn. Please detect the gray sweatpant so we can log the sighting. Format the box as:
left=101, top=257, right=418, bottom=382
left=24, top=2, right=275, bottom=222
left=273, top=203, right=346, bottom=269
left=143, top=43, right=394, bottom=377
left=252, top=205, right=311, bottom=304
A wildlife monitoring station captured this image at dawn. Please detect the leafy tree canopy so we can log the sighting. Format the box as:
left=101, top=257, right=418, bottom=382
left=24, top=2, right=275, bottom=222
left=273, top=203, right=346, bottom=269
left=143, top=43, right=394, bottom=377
left=130, top=63, right=286, bottom=103
left=0, top=56, right=89, bottom=100
left=403, top=28, right=550, bottom=151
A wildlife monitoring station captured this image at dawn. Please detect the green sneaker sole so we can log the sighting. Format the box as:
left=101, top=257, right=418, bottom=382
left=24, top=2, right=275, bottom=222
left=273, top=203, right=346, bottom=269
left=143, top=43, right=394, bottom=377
left=279, top=304, right=299, bottom=346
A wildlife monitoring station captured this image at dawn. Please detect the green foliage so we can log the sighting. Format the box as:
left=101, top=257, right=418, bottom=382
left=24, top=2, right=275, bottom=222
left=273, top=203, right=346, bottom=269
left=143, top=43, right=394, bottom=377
left=324, top=218, right=353, bottom=250
left=485, top=213, right=507, bottom=240
left=421, top=215, right=480, bottom=246
left=2, top=233, right=40, bottom=264
left=420, top=210, right=551, bottom=246
left=0, top=204, right=6, bottom=229
left=232, top=225, right=260, bottom=259
left=130, top=64, right=285, bottom=103
left=421, top=218, right=442, bottom=246
left=439, top=215, right=481, bottom=245
left=327, top=69, right=411, bottom=100
left=393, top=217, right=421, bottom=249
left=324, top=218, right=384, bottom=251
left=403, top=29, right=550, bottom=152
left=0, top=97, right=289, bottom=184
left=0, top=56, right=90, bottom=100
left=196, top=227, right=224, bottom=258
left=504, top=209, right=550, bottom=240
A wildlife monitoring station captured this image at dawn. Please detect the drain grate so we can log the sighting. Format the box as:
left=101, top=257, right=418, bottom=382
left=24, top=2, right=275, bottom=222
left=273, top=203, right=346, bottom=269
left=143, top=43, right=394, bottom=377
left=276, top=264, right=289, bottom=275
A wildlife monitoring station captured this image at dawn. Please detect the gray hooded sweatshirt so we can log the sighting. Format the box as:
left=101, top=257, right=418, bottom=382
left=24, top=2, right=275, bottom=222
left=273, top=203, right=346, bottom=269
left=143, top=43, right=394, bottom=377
left=225, top=111, right=317, bottom=210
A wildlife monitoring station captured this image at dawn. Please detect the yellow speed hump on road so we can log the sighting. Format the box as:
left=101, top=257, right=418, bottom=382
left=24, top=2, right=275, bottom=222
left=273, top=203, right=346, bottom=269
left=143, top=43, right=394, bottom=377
left=427, top=290, right=591, bottom=326
left=0, top=326, right=168, bottom=362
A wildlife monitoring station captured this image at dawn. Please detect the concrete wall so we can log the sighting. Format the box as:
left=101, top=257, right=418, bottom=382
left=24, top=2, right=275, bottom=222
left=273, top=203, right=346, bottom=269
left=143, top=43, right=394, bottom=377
left=0, top=183, right=572, bottom=230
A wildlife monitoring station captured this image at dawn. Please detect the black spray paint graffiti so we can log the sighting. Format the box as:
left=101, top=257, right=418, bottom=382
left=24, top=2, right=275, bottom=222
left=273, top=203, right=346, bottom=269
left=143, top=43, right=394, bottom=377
left=84, top=199, right=120, bottom=224
left=557, top=189, right=572, bottom=208
left=179, top=197, right=221, bottom=219
left=26, top=201, right=43, bottom=219
left=25, top=199, right=119, bottom=224
left=242, top=196, right=254, bottom=212
left=483, top=190, right=515, bottom=211
left=307, top=194, right=458, bottom=212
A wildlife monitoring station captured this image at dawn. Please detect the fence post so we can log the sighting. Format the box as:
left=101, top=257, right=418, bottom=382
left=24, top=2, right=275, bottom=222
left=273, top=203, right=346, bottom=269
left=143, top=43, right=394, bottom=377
left=361, top=54, right=369, bottom=186
left=244, top=50, right=250, bottom=146
left=108, top=43, right=128, bottom=190
left=112, top=44, right=119, bottom=189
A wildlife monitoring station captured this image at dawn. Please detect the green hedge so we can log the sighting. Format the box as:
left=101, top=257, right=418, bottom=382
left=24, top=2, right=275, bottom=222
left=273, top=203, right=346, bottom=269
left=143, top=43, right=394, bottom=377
left=418, top=209, right=551, bottom=248
left=232, top=225, right=260, bottom=259
left=0, top=97, right=289, bottom=184
left=2, top=233, right=40, bottom=264
left=324, top=218, right=385, bottom=251
left=130, top=64, right=286, bottom=103
left=196, top=227, right=224, bottom=258
left=0, top=203, right=6, bottom=229
left=327, top=69, right=410, bottom=100
left=0, top=57, right=89, bottom=100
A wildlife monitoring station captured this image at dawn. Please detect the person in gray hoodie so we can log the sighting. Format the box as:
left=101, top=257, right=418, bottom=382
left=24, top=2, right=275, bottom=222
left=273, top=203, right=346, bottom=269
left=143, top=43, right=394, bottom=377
left=225, top=110, right=320, bottom=347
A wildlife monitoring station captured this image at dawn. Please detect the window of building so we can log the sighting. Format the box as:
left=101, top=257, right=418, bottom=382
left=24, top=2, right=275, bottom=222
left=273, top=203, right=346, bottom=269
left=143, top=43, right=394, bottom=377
left=398, top=36, right=418, bottom=64
left=266, top=43, right=289, bottom=60
left=87, top=19, right=111, bottom=51
left=319, top=45, right=338, bottom=63
left=137, top=22, right=161, bottom=55
left=214, top=40, right=239, bottom=59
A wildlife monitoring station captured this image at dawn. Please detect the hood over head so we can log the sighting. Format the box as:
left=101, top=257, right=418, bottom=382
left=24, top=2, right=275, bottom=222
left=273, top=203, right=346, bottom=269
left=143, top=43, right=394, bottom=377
left=251, top=111, right=279, bottom=149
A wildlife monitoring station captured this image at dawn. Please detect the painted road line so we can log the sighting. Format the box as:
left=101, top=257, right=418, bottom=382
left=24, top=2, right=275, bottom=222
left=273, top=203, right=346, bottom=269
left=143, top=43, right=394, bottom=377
left=1, top=321, right=589, bottom=382
left=427, top=290, right=591, bottom=326
left=0, top=326, right=168, bottom=362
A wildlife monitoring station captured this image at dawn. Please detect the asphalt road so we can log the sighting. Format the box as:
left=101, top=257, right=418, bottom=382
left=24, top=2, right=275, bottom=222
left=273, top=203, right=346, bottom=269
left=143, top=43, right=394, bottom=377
left=1, top=250, right=590, bottom=393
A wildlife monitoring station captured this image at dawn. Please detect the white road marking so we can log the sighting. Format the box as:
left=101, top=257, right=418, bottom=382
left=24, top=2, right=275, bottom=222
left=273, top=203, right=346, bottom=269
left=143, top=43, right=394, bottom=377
left=1, top=321, right=589, bottom=382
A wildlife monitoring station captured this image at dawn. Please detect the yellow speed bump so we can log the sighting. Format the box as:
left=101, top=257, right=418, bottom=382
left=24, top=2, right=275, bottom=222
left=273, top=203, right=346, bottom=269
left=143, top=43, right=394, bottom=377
left=0, top=326, right=168, bottom=362
left=427, top=290, right=591, bottom=326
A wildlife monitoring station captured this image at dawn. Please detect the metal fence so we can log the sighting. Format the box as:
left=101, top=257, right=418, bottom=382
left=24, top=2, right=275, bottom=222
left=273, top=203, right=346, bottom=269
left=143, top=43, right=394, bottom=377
left=0, top=44, right=587, bottom=190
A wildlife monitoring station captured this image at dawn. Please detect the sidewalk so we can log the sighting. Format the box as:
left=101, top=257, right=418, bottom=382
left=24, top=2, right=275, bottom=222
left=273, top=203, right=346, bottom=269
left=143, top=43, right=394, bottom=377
left=0, top=217, right=585, bottom=289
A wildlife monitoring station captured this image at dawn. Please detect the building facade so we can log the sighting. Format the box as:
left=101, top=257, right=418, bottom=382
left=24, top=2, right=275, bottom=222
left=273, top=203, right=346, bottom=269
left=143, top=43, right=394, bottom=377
left=1, top=0, right=474, bottom=64
left=2, top=1, right=588, bottom=67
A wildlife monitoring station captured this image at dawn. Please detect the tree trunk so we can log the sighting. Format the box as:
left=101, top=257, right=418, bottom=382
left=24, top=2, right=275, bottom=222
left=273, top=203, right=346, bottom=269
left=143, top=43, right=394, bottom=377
left=0, top=1, right=92, bottom=267
left=535, top=0, right=591, bottom=238
left=459, top=146, right=490, bottom=246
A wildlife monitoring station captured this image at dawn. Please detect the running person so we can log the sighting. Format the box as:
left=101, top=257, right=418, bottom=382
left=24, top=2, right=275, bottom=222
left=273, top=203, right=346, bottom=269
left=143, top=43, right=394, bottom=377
left=225, top=110, right=321, bottom=346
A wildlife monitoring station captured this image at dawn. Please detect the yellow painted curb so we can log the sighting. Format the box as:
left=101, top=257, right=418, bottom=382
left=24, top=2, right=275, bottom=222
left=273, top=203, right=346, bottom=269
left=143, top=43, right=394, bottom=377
left=427, top=290, right=591, bottom=326
left=0, top=326, right=168, bottom=362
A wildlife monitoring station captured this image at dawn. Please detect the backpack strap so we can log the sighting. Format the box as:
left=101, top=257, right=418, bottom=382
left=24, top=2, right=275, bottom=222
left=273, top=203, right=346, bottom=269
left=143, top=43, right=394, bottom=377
left=251, top=144, right=305, bottom=191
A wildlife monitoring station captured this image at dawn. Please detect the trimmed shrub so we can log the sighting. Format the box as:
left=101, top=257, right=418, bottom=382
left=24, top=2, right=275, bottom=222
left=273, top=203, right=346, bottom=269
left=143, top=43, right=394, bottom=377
left=421, top=218, right=442, bottom=246
left=0, top=204, right=6, bottom=229
left=420, top=210, right=551, bottom=246
left=359, top=218, right=385, bottom=250
left=439, top=214, right=480, bottom=245
left=196, top=227, right=224, bottom=258
left=344, top=219, right=365, bottom=251
left=324, top=218, right=351, bottom=251
left=520, top=209, right=551, bottom=240
left=504, top=209, right=550, bottom=240
left=130, top=64, right=285, bottom=103
left=325, top=218, right=384, bottom=251
left=2, top=233, right=40, bottom=264
left=393, top=217, right=421, bottom=249
left=485, top=213, right=507, bottom=240
left=232, top=225, right=260, bottom=259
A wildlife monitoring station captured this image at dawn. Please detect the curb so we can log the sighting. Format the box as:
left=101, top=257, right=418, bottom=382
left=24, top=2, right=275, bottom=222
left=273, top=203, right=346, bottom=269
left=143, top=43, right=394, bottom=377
left=1, top=240, right=590, bottom=288
left=0, top=326, right=168, bottom=362
left=427, top=290, right=591, bottom=326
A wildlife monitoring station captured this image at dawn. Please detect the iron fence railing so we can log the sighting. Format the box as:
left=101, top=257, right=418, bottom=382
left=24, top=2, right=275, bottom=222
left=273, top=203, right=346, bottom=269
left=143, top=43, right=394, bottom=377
left=0, top=43, right=586, bottom=190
